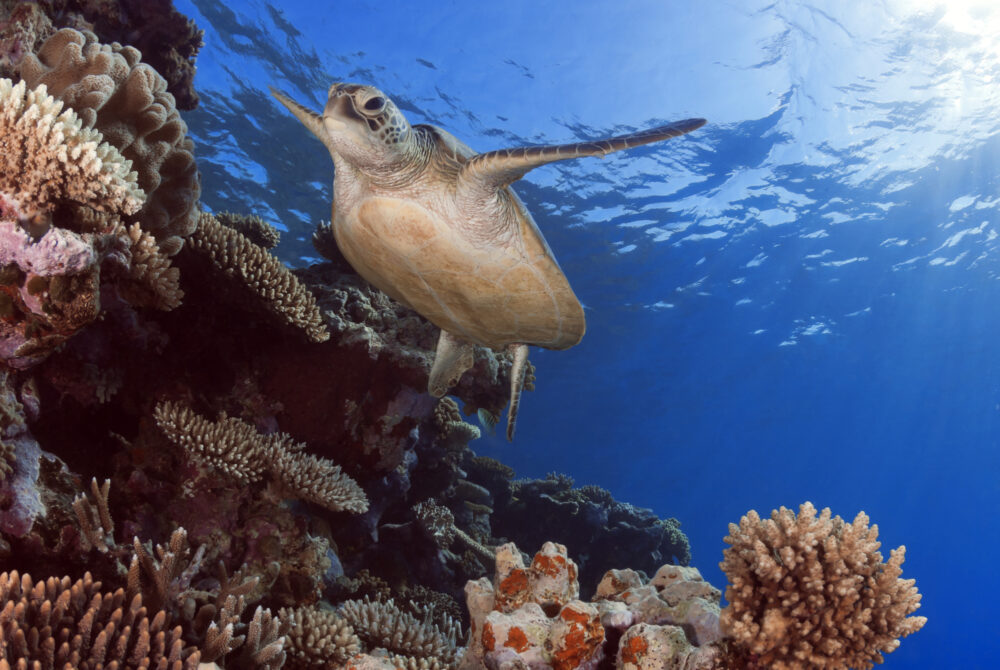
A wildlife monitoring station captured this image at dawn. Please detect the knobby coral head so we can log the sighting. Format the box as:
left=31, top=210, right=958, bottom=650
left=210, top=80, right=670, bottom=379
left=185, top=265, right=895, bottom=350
left=719, top=501, right=926, bottom=670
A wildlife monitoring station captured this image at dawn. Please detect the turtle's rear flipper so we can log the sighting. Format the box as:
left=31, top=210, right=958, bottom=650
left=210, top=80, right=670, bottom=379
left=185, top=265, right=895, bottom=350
left=429, top=330, right=475, bottom=397
left=506, top=344, right=530, bottom=441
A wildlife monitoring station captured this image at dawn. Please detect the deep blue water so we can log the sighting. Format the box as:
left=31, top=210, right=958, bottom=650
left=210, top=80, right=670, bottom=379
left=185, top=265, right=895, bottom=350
left=175, top=1, right=1000, bottom=667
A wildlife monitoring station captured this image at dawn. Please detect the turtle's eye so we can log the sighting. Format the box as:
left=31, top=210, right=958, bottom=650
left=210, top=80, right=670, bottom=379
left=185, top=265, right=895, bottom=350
left=364, top=96, right=386, bottom=112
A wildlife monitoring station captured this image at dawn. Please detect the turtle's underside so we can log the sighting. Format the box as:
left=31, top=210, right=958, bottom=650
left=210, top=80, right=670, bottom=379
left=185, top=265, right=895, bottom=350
left=273, top=82, right=705, bottom=440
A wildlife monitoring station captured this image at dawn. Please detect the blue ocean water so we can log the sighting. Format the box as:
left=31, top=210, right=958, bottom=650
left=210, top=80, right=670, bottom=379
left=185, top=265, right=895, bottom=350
left=175, top=0, right=1000, bottom=666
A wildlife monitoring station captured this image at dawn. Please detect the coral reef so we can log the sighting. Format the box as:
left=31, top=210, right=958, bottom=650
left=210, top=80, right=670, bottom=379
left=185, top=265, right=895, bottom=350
left=20, top=28, right=201, bottom=255
left=719, top=502, right=926, bottom=670
left=0, top=5, right=925, bottom=670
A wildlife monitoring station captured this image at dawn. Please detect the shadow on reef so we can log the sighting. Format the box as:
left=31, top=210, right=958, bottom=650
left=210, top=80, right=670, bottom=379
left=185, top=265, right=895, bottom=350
left=0, top=3, right=926, bottom=668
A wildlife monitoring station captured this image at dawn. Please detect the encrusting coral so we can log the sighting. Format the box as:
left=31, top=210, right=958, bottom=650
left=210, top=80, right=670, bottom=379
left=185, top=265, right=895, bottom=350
left=19, top=28, right=201, bottom=255
left=188, top=212, right=329, bottom=343
left=153, top=400, right=368, bottom=514
left=719, top=501, right=926, bottom=670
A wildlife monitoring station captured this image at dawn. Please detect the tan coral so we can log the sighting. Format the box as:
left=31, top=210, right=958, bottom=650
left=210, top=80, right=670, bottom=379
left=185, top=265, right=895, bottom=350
left=0, top=569, right=202, bottom=668
left=153, top=401, right=367, bottom=513
left=19, top=28, right=200, bottom=255
left=719, top=501, right=926, bottom=670
left=117, top=221, right=183, bottom=309
left=340, top=597, right=462, bottom=667
left=0, top=77, right=144, bottom=219
left=279, top=605, right=362, bottom=668
left=154, top=401, right=270, bottom=485
left=216, top=211, right=281, bottom=249
left=189, top=212, right=329, bottom=342
left=268, top=436, right=369, bottom=513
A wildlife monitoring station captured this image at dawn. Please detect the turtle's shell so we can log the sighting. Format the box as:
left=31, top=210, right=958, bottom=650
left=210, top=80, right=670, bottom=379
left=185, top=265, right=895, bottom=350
left=333, top=168, right=585, bottom=351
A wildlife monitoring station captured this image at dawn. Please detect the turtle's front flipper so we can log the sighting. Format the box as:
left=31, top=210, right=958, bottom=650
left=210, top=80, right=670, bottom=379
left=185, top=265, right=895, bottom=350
left=505, top=343, right=530, bottom=442
left=460, top=118, right=706, bottom=191
left=429, top=331, right=475, bottom=397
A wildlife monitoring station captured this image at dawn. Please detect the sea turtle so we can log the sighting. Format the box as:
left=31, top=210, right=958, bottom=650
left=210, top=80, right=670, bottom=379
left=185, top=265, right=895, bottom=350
left=272, top=82, right=704, bottom=440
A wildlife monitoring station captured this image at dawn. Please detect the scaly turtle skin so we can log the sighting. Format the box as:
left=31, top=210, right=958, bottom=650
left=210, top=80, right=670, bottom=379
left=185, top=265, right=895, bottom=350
left=273, top=82, right=704, bottom=440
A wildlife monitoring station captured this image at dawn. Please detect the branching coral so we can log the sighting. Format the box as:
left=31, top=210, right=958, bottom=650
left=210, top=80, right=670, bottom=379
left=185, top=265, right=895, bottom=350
left=719, top=501, right=926, bottom=670
left=117, top=220, right=183, bottom=309
left=189, top=212, right=329, bottom=342
left=279, top=604, right=362, bottom=668
left=0, top=77, right=144, bottom=220
left=340, top=596, right=462, bottom=667
left=216, top=210, right=281, bottom=249
left=0, top=569, right=203, bottom=668
left=20, top=28, right=200, bottom=255
left=153, top=400, right=368, bottom=513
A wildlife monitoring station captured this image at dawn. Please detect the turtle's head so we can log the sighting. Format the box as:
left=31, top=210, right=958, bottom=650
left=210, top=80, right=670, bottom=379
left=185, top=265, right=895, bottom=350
left=323, top=83, right=415, bottom=170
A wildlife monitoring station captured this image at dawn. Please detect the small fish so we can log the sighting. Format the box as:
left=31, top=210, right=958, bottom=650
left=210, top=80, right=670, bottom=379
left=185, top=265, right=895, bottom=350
left=477, top=408, right=499, bottom=436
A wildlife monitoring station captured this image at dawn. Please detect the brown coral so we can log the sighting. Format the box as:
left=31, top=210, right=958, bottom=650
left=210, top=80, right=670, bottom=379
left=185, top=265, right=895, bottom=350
left=216, top=211, right=281, bottom=249
left=279, top=604, right=362, bottom=668
left=0, top=77, right=144, bottom=219
left=153, top=400, right=368, bottom=513
left=0, top=569, right=202, bottom=668
left=719, top=501, right=926, bottom=670
left=20, top=28, right=200, bottom=255
left=117, top=221, right=183, bottom=309
left=188, top=212, right=329, bottom=342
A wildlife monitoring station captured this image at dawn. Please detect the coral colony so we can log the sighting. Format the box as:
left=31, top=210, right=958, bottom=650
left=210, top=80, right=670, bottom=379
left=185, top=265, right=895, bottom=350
left=0, top=3, right=924, bottom=668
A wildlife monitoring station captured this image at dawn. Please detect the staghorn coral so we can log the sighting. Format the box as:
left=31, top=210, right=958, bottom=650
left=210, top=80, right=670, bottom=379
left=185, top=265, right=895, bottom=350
left=20, top=28, right=200, bottom=255
left=188, top=212, right=329, bottom=342
left=0, top=569, right=203, bottom=668
left=216, top=210, right=281, bottom=249
left=341, top=596, right=462, bottom=667
left=719, top=501, right=926, bottom=670
left=153, top=400, right=368, bottom=513
left=279, top=604, right=362, bottom=668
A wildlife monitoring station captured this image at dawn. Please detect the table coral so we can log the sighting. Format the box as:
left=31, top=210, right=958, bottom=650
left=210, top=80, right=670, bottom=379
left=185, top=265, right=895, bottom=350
left=187, top=212, right=328, bottom=342
left=153, top=400, right=368, bottom=513
left=719, top=502, right=926, bottom=670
